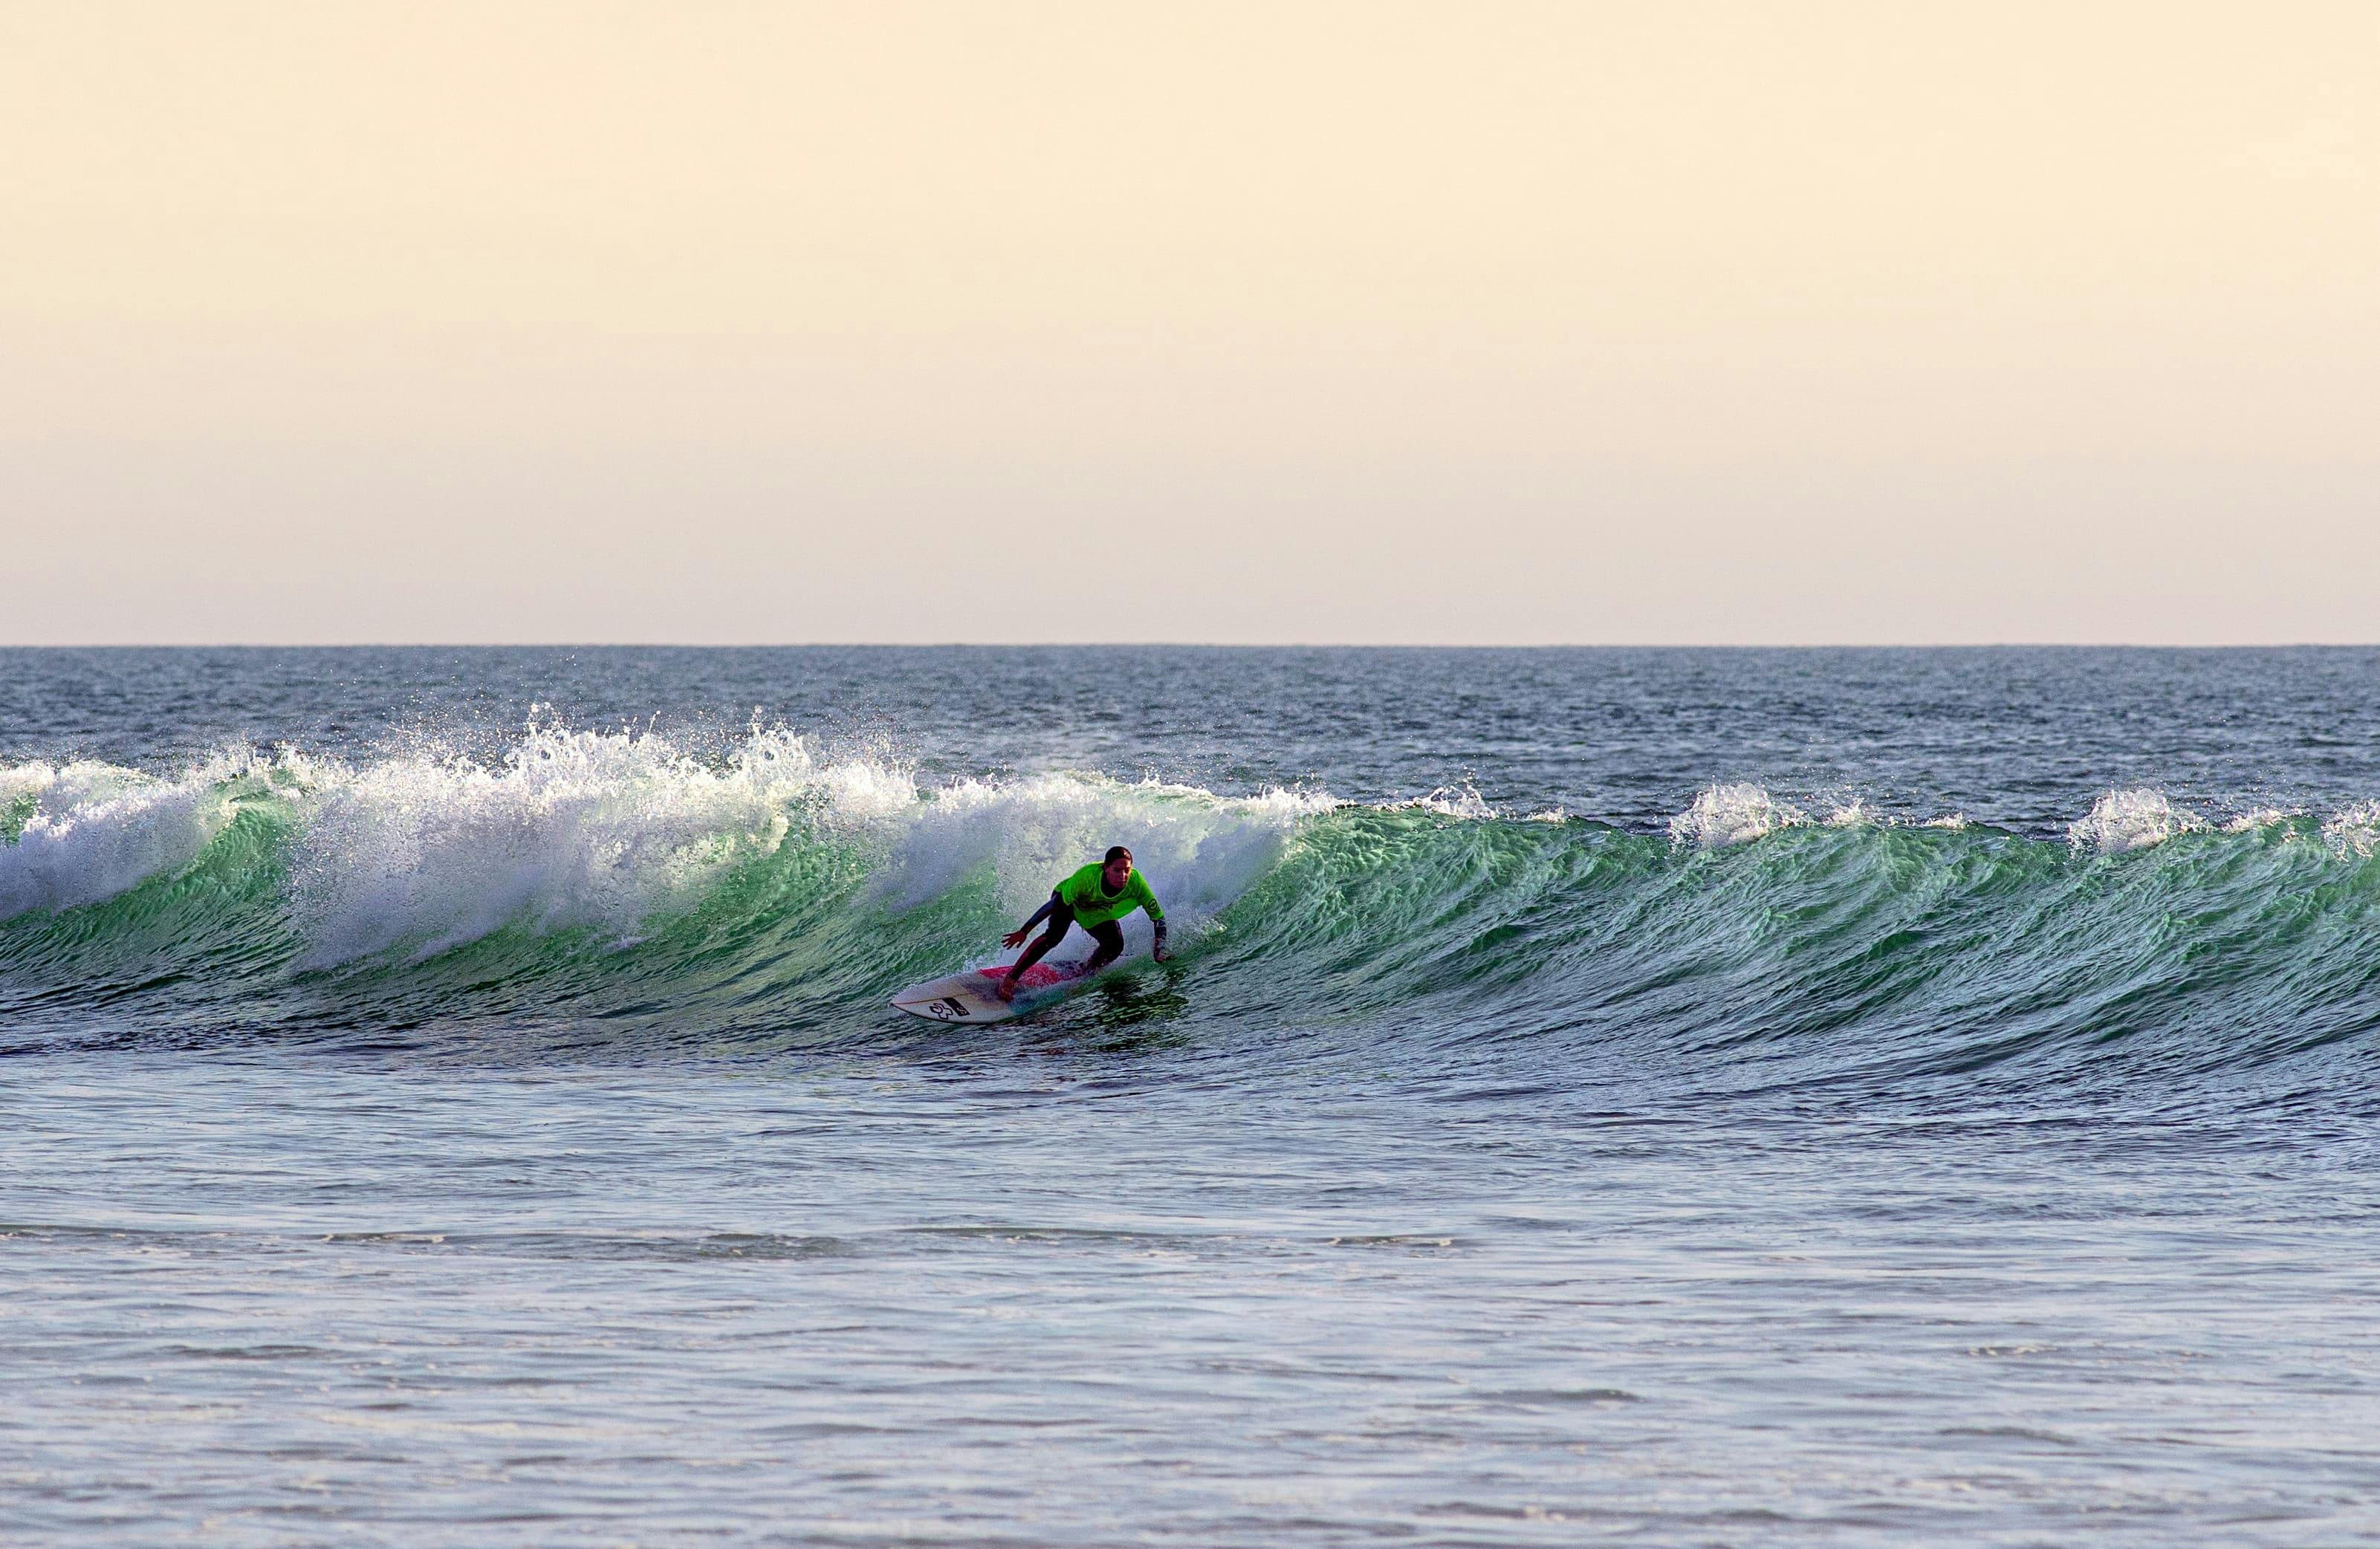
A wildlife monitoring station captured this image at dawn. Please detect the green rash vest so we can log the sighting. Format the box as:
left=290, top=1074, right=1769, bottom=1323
left=1055, top=863, right=1164, bottom=929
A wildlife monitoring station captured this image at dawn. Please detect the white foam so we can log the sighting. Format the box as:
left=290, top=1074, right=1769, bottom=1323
left=288, top=726, right=843, bottom=965
left=2321, top=802, right=2380, bottom=859
left=1830, top=802, right=1977, bottom=831
left=2067, top=789, right=2202, bottom=854
left=1395, top=782, right=1496, bottom=820
left=276, top=720, right=1335, bottom=967
left=0, top=753, right=259, bottom=919
left=1668, top=784, right=1805, bottom=849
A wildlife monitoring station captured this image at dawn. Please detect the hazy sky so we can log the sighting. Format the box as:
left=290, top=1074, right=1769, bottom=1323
left=6, top=2, right=2375, bottom=643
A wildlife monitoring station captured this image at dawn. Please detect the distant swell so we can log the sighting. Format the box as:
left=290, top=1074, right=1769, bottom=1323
left=4, top=733, right=2379, bottom=1083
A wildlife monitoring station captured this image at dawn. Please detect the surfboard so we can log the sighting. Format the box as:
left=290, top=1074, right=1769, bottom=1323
left=889, top=958, right=1094, bottom=1024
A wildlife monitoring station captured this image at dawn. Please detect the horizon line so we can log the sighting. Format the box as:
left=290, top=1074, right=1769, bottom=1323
left=4, top=640, right=2378, bottom=652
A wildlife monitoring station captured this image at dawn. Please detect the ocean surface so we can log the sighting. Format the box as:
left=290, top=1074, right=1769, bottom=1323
left=4, top=645, right=2379, bottom=1545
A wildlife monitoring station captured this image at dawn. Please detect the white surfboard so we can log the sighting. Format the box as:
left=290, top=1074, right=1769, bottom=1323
left=889, top=958, right=1092, bottom=1024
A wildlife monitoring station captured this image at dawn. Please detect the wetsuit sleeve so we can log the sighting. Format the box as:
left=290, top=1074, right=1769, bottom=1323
left=1132, top=871, right=1170, bottom=923
left=1019, top=891, right=1060, bottom=932
left=1140, top=876, right=1169, bottom=952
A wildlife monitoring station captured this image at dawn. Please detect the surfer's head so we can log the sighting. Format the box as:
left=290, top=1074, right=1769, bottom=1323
left=1102, top=845, right=1133, bottom=889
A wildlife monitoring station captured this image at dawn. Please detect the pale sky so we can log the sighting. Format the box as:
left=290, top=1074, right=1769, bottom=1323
left=4, top=1, right=2375, bottom=643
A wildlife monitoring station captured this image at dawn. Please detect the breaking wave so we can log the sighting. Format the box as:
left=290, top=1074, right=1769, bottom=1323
left=4, top=733, right=2379, bottom=1089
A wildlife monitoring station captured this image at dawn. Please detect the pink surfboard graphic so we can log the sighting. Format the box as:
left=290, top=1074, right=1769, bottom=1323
left=982, top=960, right=1089, bottom=992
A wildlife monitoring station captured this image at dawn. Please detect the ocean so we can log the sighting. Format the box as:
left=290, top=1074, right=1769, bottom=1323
left=4, top=645, right=2378, bottom=1545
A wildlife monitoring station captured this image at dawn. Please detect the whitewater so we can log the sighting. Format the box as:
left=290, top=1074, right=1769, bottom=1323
left=5, top=646, right=2379, bottom=1545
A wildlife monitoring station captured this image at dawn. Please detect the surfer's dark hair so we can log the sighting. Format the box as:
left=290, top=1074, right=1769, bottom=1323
left=1104, top=845, right=1132, bottom=863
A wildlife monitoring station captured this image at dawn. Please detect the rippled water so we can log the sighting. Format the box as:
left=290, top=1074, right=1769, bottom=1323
left=4, top=647, right=2379, bottom=1544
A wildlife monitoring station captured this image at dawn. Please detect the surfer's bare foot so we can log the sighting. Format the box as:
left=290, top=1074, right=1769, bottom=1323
left=995, top=974, right=1018, bottom=1002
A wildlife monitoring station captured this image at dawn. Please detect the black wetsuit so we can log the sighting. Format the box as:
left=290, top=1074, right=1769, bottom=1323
left=1012, top=892, right=1126, bottom=978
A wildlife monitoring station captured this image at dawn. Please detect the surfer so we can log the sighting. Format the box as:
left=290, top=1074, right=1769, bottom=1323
left=996, top=845, right=1169, bottom=1001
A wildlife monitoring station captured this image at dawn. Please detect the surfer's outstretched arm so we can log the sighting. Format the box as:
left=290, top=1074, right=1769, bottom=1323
left=1003, top=892, right=1060, bottom=949
left=999, top=892, right=1071, bottom=1001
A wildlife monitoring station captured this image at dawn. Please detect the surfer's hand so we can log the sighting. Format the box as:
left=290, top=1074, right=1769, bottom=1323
left=1002, top=927, right=1029, bottom=948
left=1152, top=944, right=1170, bottom=963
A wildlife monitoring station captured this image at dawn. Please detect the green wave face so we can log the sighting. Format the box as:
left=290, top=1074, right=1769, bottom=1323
left=4, top=735, right=2378, bottom=1085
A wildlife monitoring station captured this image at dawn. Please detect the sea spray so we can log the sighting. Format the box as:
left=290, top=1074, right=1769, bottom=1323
left=2068, top=789, right=2202, bottom=854
left=0, top=751, right=280, bottom=919
left=286, top=726, right=831, bottom=966
left=1667, top=783, right=1804, bottom=849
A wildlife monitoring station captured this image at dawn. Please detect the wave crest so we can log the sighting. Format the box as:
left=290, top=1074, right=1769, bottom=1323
left=2067, top=789, right=2205, bottom=854
left=1, top=753, right=265, bottom=919
left=288, top=727, right=837, bottom=966
left=1669, top=784, right=1805, bottom=849
left=2321, top=802, right=2380, bottom=859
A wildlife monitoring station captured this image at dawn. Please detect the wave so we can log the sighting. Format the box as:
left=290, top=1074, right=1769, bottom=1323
left=4, top=735, right=2379, bottom=1086
left=0, top=753, right=266, bottom=917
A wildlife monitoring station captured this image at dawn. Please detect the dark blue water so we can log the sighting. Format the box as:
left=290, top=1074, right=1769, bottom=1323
left=5, top=647, right=2379, bottom=1544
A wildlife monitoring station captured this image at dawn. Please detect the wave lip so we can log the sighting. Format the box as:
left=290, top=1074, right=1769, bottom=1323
left=1668, top=783, right=1805, bottom=849
left=2321, top=802, right=2380, bottom=859
left=2067, top=789, right=2203, bottom=854
left=286, top=725, right=840, bottom=967
left=0, top=753, right=261, bottom=920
